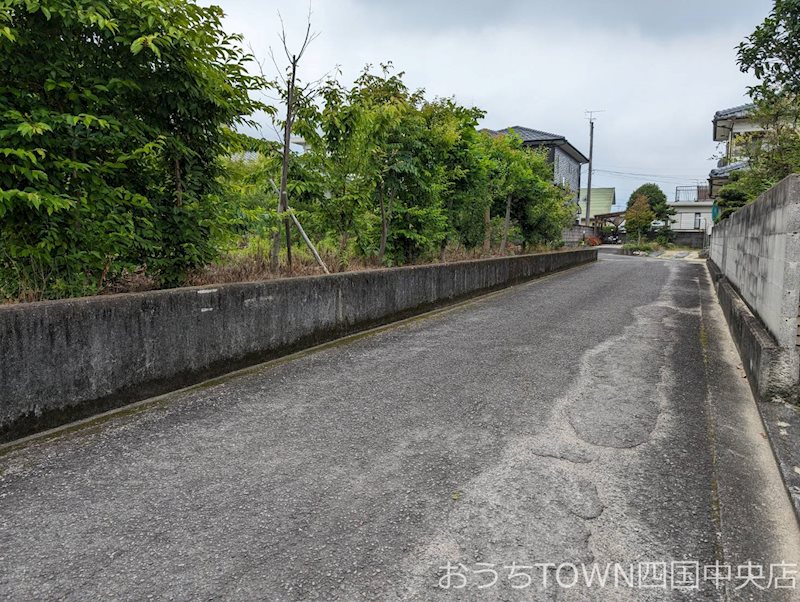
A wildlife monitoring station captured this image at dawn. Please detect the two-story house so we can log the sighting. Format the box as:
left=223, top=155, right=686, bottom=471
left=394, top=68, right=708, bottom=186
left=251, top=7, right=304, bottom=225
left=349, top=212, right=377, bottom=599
left=664, top=185, right=714, bottom=248
left=484, top=126, right=589, bottom=206
left=708, top=103, right=760, bottom=196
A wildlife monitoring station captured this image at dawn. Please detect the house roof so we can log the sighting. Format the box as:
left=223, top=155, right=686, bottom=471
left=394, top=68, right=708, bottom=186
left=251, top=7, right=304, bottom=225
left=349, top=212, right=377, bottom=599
left=713, top=103, right=756, bottom=141
left=491, top=125, right=590, bottom=164
left=578, top=188, right=615, bottom=219
left=668, top=200, right=714, bottom=208
left=713, top=103, right=755, bottom=121
left=496, top=126, right=563, bottom=144
left=709, top=160, right=748, bottom=179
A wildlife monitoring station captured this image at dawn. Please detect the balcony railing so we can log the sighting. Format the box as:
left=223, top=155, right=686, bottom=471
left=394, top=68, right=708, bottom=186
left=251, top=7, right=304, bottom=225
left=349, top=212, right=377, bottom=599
left=675, top=185, right=710, bottom=202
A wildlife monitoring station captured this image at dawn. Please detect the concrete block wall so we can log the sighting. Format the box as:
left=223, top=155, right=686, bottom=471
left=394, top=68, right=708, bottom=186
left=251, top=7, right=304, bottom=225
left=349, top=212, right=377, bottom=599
left=710, top=174, right=800, bottom=399
left=562, top=225, right=597, bottom=245
left=0, top=249, right=596, bottom=442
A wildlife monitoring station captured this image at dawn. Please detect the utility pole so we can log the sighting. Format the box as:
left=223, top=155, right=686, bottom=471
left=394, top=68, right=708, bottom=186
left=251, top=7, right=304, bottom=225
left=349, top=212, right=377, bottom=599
left=584, top=110, right=602, bottom=226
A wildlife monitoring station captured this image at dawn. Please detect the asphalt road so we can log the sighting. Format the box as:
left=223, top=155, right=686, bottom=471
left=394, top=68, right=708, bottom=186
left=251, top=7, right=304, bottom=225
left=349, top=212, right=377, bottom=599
left=1, top=253, right=798, bottom=601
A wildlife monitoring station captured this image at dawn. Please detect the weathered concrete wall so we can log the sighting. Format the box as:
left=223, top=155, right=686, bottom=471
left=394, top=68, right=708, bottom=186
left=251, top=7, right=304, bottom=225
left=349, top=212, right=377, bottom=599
left=708, top=260, right=784, bottom=403
left=709, top=174, right=800, bottom=400
left=562, top=224, right=598, bottom=245
left=671, top=231, right=705, bottom=249
left=0, top=250, right=596, bottom=442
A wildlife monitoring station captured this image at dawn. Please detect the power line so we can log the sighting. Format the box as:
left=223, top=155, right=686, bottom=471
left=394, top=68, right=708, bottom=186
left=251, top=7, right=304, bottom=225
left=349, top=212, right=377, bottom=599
left=593, top=169, right=707, bottom=182
left=599, top=165, right=714, bottom=174
left=594, top=168, right=707, bottom=178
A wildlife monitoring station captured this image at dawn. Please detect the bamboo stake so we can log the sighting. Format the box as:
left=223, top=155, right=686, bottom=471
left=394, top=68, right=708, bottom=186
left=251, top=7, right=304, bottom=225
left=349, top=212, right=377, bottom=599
left=269, top=179, right=329, bottom=274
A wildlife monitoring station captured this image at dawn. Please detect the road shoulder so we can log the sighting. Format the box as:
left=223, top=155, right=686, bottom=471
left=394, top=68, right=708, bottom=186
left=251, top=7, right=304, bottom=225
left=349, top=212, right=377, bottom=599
left=698, top=264, right=800, bottom=601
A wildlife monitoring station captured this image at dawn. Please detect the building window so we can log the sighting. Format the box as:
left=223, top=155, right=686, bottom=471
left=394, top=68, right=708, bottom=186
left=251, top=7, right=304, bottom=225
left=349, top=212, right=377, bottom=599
left=694, top=213, right=702, bottom=230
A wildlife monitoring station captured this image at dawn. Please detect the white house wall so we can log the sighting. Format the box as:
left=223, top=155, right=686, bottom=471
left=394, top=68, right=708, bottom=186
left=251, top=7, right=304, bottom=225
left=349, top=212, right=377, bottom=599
left=670, top=206, right=713, bottom=233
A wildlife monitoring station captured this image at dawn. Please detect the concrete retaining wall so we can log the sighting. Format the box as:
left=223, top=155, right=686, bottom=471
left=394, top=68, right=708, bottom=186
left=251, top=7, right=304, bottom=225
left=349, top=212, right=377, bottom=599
left=708, top=260, right=785, bottom=402
left=709, top=174, right=800, bottom=401
left=0, top=249, right=596, bottom=442
left=671, top=231, right=706, bottom=249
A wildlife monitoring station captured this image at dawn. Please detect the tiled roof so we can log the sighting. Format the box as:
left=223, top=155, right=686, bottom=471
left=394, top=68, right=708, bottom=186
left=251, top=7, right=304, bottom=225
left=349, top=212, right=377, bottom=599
left=495, top=126, right=565, bottom=144
left=490, top=125, right=589, bottom=163
left=713, top=104, right=755, bottom=121
left=709, top=160, right=748, bottom=178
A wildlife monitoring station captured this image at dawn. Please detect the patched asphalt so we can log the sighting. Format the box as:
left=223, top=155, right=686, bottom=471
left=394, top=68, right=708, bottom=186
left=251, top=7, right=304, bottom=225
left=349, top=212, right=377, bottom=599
left=1, top=254, right=798, bottom=601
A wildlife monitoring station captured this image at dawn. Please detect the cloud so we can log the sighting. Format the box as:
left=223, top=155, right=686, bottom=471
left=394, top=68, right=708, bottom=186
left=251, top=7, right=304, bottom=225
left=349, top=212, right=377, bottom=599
left=218, top=0, right=772, bottom=202
left=347, top=0, right=767, bottom=38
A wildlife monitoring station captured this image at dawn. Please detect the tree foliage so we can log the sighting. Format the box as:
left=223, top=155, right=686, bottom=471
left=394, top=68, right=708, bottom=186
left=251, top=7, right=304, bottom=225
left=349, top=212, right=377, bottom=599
left=738, top=0, right=800, bottom=102
left=0, top=0, right=267, bottom=300
left=627, top=183, right=672, bottom=222
left=625, top=194, right=655, bottom=244
left=715, top=182, right=750, bottom=222
left=1, top=6, right=575, bottom=301
left=291, top=65, right=572, bottom=266
left=723, top=0, right=800, bottom=205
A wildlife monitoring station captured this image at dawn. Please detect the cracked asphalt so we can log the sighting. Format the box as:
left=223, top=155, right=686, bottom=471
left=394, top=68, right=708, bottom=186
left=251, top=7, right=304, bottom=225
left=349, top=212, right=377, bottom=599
left=1, top=252, right=798, bottom=600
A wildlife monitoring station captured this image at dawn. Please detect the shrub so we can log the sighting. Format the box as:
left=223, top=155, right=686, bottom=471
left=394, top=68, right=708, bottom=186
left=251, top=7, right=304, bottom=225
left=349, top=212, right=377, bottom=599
left=622, top=242, right=656, bottom=253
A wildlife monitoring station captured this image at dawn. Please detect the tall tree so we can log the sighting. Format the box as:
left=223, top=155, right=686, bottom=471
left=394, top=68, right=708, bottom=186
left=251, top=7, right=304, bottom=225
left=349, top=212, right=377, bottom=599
left=625, top=194, right=655, bottom=244
left=481, top=131, right=571, bottom=251
left=267, top=12, right=318, bottom=272
left=350, top=66, right=445, bottom=264
left=0, top=0, right=267, bottom=299
left=483, top=133, right=533, bottom=253
left=627, top=183, right=674, bottom=225
left=421, top=99, right=490, bottom=259
left=298, top=76, right=376, bottom=264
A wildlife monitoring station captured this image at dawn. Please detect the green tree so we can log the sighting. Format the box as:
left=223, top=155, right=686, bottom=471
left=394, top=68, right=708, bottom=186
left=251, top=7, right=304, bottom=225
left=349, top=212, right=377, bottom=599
left=350, top=66, right=446, bottom=264
left=627, top=183, right=673, bottom=222
left=715, top=184, right=749, bottom=222
left=482, top=131, right=572, bottom=251
left=625, top=194, right=655, bottom=244
left=299, top=77, right=379, bottom=264
left=724, top=1, right=800, bottom=204
left=421, top=99, right=490, bottom=258
left=218, top=137, right=283, bottom=244
left=231, top=64, right=571, bottom=273
left=482, top=131, right=532, bottom=252
left=0, top=0, right=266, bottom=300
left=518, top=171, right=574, bottom=248
left=738, top=0, right=800, bottom=101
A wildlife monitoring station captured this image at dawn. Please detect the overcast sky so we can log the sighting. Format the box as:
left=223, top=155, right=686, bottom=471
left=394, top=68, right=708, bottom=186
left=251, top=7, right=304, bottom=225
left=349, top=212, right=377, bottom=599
left=217, top=0, right=772, bottom=206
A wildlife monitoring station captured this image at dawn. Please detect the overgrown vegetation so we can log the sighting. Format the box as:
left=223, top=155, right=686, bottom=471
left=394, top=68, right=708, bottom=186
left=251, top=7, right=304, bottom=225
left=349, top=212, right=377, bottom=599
left=718, top=0, right=800, bottom=209
left=0, top=2, right=575, bottom=302
left=229, top=65, right=574, bottom=272
left=0, top=0, right=268, bottom=301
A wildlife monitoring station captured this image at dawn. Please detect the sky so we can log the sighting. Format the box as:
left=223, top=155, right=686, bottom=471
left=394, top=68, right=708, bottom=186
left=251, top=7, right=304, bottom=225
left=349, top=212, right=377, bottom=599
left=215, top=0, right=773, bottom=208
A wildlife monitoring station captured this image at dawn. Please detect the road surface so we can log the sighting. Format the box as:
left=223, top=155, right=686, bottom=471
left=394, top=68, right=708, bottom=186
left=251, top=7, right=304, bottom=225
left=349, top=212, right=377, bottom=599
left=1, top=252, right=798, bottom=600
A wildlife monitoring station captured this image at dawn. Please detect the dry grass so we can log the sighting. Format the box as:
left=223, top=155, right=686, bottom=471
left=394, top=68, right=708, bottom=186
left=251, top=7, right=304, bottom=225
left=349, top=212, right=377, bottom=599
left=7, top=243, right=560, bottom=302
left=183, top=243, right=539, bottom=289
